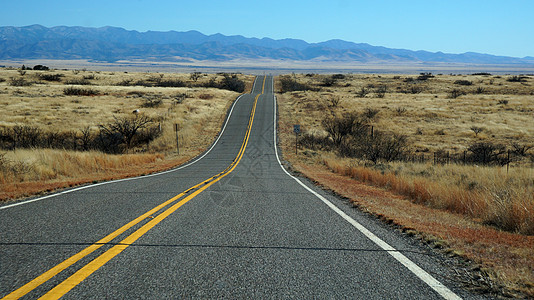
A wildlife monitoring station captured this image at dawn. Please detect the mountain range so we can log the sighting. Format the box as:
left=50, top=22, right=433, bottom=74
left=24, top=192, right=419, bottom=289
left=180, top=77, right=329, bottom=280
left=1, top=24, right=533, bottom=65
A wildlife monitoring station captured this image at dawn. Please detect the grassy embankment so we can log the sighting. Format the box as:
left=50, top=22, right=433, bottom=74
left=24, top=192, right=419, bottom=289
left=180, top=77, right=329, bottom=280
left=0, top=68, right=253, bottom=201
left=275, top=73, right=534, bottom=297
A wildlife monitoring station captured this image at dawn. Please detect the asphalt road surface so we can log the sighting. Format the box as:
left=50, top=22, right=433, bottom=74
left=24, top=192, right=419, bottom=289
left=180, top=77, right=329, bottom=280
left=1, top=76, right=486, bottom=299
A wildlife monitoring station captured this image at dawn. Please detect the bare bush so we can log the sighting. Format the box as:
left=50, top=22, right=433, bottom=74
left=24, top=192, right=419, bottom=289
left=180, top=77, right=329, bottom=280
left=99, top=115, right=153, bottom=150
left=467, top=142, right=506, bottom=165
left=322, top=113, right=366, bottom=146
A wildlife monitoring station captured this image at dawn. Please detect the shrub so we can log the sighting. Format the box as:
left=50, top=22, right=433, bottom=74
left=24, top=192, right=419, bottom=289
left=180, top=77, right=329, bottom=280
left=38, top=73, right=63, bottom=82
left=467, top=141, right=506, bottom=165
left=33, top=65, right=49, bottom=71
left=470, top=126, right=484, bottom=137
left=64, top=87, right=99, bottom=96
left=279, top=76, right=308, bottom=93
left=356, top=87, right=369, bottom=98
left=65, top=78, right=91, bottom=85
left=338, top=130, right=408, bottom=163
left=190, top=72, right=202, bottom=82
left=407, top=85, right=423, bottom=94
left=474, top=87, right=486, bottom=94
left=448, top=89, right=465, bottom=99
left=454, top=80, right=473, bottom=86
left=141, top=98, right=163, bottom=108
left=374, top=85, right=387, bottom=98
left=299, top=133, right=333, bottom=151
left=9, top=77, right=32, bottom=86
left=99, top=115, right=154, bottom=151
left=156, top=79, right=186, bottom=88
left=198, top=93, right=213, bottom=100
left=507, top=75, right=527, bottom=82
left=363, top=108, right=380, bottom=119
left=219, top=74, right=245, bottom=92
left=321, top=75, right=338, bottom=87
left=395, top=107, right=407, bottom=115
left=322, top=113, right=366, bottom=146
left=417, top=73, right=434, bottom=80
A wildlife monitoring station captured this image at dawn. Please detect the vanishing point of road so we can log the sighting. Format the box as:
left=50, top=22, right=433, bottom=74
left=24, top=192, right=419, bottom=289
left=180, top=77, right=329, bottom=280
left=1, top=76, right=484, bottom=299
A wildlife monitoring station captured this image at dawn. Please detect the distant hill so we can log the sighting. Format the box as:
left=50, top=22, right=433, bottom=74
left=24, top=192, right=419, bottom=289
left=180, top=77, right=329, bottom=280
left=1, top=24, right=532, bottom=64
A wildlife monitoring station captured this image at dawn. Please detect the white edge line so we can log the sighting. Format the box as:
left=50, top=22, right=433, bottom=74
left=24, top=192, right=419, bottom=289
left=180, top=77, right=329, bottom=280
left=271, top=78, right=461, bottom=300
left=0, top=91, right=250, bottom=211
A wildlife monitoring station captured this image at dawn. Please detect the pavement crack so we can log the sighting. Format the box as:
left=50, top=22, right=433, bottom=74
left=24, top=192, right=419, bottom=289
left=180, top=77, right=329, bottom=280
left=0, top=241, right=430, bottom=255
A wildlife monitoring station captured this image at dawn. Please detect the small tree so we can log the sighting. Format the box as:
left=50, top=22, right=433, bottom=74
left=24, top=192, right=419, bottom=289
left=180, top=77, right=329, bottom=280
left=467, top=142, right=506, bottom=165
left=99, top=115, right=152, bottom=151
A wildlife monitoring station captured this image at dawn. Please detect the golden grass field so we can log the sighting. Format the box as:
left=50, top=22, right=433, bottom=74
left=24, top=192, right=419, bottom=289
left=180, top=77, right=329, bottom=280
left=0, top=67, right=253, bottom=199
left=275, top=73, right=534, bottom=297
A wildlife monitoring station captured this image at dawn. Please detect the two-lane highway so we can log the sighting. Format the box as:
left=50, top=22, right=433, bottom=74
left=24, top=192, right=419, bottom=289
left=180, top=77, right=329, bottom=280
left=1, top=76, right=480, bottom=299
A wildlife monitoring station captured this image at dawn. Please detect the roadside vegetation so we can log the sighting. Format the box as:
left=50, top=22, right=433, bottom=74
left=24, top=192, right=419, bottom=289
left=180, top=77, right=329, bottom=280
left=0, top=66, right=252, bottom=200
left=276, top=73, right=534, bottom=297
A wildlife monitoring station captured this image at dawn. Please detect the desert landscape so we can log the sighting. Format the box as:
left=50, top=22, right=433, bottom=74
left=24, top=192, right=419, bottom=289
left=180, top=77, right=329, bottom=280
left=1, top=66, right=534, bottom=297
left=0, top=66, right=253, bottom=199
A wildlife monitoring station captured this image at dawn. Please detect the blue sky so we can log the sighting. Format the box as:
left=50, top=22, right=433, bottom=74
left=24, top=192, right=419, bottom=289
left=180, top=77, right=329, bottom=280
left=2, top=0, right=533, bottom=58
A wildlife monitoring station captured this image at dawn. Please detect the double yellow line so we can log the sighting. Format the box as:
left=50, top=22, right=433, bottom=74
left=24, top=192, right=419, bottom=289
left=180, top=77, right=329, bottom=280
left=4, top=76, right=266, bottom=300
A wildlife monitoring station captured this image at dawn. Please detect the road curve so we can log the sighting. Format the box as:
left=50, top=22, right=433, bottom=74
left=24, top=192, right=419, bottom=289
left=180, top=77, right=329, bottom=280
left=1, top=76, right=483, bottom=299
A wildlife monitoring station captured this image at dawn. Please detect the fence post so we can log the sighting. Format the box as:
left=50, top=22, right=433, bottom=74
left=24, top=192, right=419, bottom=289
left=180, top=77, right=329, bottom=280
left=507, top=150, right=510, bottom=174
left=174, top=123, right=179, bottom=155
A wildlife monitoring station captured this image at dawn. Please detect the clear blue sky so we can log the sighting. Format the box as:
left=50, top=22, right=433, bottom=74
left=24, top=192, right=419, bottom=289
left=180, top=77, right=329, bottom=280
left=2, top=0, right=533, bottom=58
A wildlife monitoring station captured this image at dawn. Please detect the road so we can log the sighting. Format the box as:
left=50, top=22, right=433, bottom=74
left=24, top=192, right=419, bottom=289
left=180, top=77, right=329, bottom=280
left=1, top=76, right=482, bottom=299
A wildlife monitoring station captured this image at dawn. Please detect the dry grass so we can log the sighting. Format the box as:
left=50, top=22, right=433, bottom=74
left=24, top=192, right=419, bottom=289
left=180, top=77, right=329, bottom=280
left=276, top=73, right=534, bottom=297
left=279, top=73, right=533, bottom=154
left=0, top=68, right=254, bottom=201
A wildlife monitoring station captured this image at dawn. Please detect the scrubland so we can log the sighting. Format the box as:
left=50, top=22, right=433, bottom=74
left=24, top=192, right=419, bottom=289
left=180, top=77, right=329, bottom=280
left=0, top=67, right=253, bottom=200
left=276, top=73, right=534, bottom=297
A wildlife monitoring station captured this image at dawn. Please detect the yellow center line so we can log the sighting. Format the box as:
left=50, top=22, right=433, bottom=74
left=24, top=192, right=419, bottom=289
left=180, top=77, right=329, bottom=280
left=2, top=75, right=265, bottom=300
left=39, top=90, right=261, bottom=300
